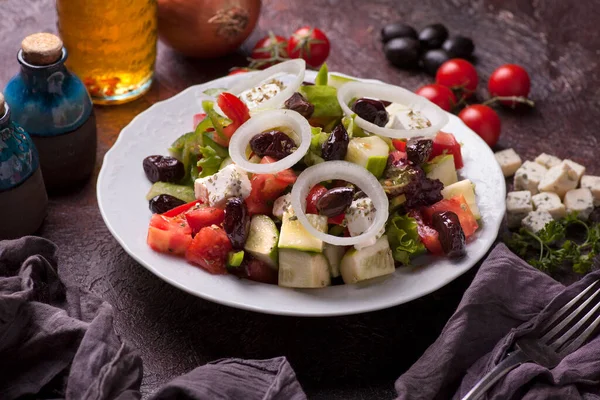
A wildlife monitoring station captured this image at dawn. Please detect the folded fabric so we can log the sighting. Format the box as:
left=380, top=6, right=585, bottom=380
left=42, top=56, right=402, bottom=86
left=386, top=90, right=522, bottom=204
left=395, top=243, right=600, bottom=400
left=0, top=236, right=306, bottom=400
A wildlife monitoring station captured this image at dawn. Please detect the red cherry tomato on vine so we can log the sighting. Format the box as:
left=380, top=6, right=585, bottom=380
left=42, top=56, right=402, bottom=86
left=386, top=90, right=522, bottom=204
left=415, top=84, right=457, bottom=112
left=287, top=27, right=330, bottom=68
left=458, top=105, right=501, bottom=147
left=436, top=59, right=478, bottom=99
left=228, top=68, right=251, bottom=75
left=250, top=33, right=288, bottom=69
left=488, top=64, right=531, bottom=106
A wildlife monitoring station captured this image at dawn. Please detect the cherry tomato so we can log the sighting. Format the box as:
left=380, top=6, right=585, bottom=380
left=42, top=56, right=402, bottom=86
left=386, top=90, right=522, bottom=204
left=488, top=64, right=531, bottom=106
left=458, top=104, right=501, bottom=147
left=249, top=33, right=288, bottom=69
left=435, top=59, right=478, bottom=99
left=287, top=27, right=330, bottom=68
left=415, top=84, right=457, bottom=112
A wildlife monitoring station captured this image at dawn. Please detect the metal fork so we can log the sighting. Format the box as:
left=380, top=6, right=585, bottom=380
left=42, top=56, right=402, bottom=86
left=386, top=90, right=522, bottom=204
left=462, top=279, right=600, bottom=400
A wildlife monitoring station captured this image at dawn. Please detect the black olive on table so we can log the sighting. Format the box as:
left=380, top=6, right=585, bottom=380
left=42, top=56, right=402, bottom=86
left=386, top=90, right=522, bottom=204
left=149, top=194, right=186, bottom=214
left=352, top=98, right=389, bottom=127
left=442, top=36, right=475, bottom=59
left=384, top=37, right=421, bottom=69
left=321, top=123, right=349, bottom=161
left=316, top=187, right=355, bottom=217
left=431, top=211, right=466, bottom=258
left=418, top=23, right=449, bottom=50
left=143, top=155, right=185, bottom=183
left=421, top=49, right=451, bottom=76
left=380, top=22, right=418, bottom=43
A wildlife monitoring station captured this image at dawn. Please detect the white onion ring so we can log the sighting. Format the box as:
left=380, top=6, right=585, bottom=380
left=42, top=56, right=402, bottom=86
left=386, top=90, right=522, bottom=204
left=229, top=109, right=312, bottom=174
left=290, top=161, right=389, bottom=247
left=337, top=81, right=449, bottom=138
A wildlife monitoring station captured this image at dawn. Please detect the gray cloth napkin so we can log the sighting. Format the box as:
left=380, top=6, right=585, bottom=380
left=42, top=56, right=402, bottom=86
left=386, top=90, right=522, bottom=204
left=396, top=243, right=600, bottom=400
left=0, top=236, right=306, bottom=400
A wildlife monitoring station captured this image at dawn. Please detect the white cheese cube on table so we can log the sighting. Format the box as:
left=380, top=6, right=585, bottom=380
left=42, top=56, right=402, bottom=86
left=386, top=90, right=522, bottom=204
left=194, top=164, right=251, bottom=207
left=538, top=162, right=578, bottom=198
left=494, top=149, right=522, bottom=177
left=272, top=194, right=292, bottom=219
left=564, top=188, right=594, bottom=220
left=563, top=159, right=585, bottom=183
left=506, top=190, right=533, bottom=229
left=581, top=175, right=600, bottom=206
left=522, top=210, right=554, bottom=233
left=531, top=192, right=566, bottom=220
left=535, top=153, right=562, bottom=169
left=346, top=197, right=385, bottom=250
left=514, top=161, right=547, bottom=194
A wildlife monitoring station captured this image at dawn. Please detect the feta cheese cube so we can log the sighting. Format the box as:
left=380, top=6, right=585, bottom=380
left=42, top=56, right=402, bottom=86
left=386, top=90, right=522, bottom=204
left=514, top=161, right=547, bottom=194
left=538, top=162, right=578, bottom=198
left=581, top=175, right=600, bottom=206
left=506, top=190, right=533, bottom=228
left=346, top=197, right=385, bottom=250
left=535, top=153, right=562, bottom=169
left=563, top=159, right=585, bottom=183
left=494, top=148, right=522, bottom=177
left=564, top=188, right=594, bottom=220
left=272, top=193, right=292, bottom=220
left=522, top=210, right=554, bottom=233
left=194, top=164, right=251, bottom=207
left=531, top=192, right=566, bottom=220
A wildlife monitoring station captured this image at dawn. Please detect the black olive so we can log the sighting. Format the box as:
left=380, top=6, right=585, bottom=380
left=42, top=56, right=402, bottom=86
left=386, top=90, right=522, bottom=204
left=149, top=194, right=185, bottom=214
left=431, top=211, right=466, bottom=258
left=442, top=36, right=475, bottom=59
left=381, top=22, right=418, bottom=43
left=421, top=49, right=451, bottom=76
left=284, top=92, right=314, bottom=119
left=352, top=98, right=389, bottom=127
left=143, top=155, right=185, bottom=183
left=384, top=37, right=421, bottom=69
left=321, top=123, right=349, bottom=161
left=316, top=187, right=355, bottom=217
left=418, top=23, right=449, bottom=50
left=223, top=197, right=250, bottom=249
left=406, top=137, right=433, bottom=165
left=249, top=130, right=296, bottom=160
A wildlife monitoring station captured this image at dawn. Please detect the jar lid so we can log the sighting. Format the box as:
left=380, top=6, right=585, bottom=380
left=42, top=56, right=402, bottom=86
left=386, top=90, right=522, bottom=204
left=21, top=33, right=63, bottom=65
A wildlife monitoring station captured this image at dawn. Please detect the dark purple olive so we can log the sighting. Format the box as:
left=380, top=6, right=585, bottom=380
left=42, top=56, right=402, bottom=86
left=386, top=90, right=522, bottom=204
left=406, top=137, right=433, bottom=165
left=352, top=98, right=389, bottom=127
left=381, top=22, right=418, bottom=43
left=421, top=49, right=451, bottom=76
left=418, top=23, right=449, bottom=50
left=384, top=37, right=421, bottom=69
left=249, top=130, right=297, bottom=160
left=284, top=92, right=314, bottom=119
left=143, top=155, right=185, bottom=183
left=321, top=123, right=349, bottom=161
left=149, top=194, right=185, bottom=214
left=316, top=187, right=355, bottom=217
left=442, top=36, right=475, bottom=59
left=431, top=211, right=466, bottom=258
left=223, top=197, right=250, bottom=249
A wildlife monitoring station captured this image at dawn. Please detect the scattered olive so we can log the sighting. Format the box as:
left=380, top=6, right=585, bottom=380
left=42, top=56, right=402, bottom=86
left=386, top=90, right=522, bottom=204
left=352, top=98, right=389, bottom=127
left=421, top=49, right=451, bottom=76
left=431, top=211, right=466, bottom=258
left=223, top=197, right=250, bottom=249
left=321, top=123, right=349, bottom=161
left=149, top=194, right=185, bottom=214
left=442, top=35, right=474, bottom=59
left=406, top=137, right=433, bottom=165
left=143, top=155, right=185, bottom=183
left=384, top=37, right=421, bottom=69
left=316, top=187, right=355, bottom=217
left=381, top=22, right=418, bottom=43
left=249, top=130, right=296, bottom=160
left=284, top=92, right=314, bottom=119
left=418, top=23, right=449, bottom=50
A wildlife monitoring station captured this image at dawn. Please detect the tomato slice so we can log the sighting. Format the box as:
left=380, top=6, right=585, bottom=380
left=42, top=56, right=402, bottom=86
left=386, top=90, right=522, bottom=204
left=245, top=192, right=272, bottom=215
left=147, top=214, right=192, bottom=256
left=408, top=210, right=443, bottom=255
left=216, top=92, right=250, bottom=146
left=430, top=131, right=464, bottom=169
left=185, top=225, right=232, bottom=274
left=185, top=207, right=225, bottom=235
left=306, top=184, right=328, bottom=214
left=162, top=200, right=203, bottom=218
left=245, top=157, right=297, bottom=215
left=193, top=113, right=207, bottom=130
left=392, top=139, right=407, bottom=152
left=422, top=195, right=478, bottom=238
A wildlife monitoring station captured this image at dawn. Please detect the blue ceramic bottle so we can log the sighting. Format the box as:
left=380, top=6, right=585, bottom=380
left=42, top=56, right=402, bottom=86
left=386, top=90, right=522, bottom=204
left=0, top=92, right=48, bottom=239
left=4, top=33, right=97, bottom=191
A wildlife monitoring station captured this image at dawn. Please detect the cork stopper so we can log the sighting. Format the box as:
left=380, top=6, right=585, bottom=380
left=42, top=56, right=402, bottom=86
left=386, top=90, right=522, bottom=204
left=0, top=92, right=5, bottom=116
left=21, top=33, right=63, bottom=65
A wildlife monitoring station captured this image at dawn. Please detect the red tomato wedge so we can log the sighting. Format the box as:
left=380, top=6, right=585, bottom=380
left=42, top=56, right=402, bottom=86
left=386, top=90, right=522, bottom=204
left=193, top=113, right=207, bottom=130
left=408, top=210, right=443, bottom=255
left=185, top=207, right=225, bottom=235
left=185, top=225, right=232, bottom=274
left=306, top=184, right=328, bottom=214
left=147, top=214, right=192, bottom=256
left=215, top=92, right=250, bottom=146
left=162, top=200, right=203, bottom=218
left=392, top=139, right=407, bottom=152
left=422, top=195, right=478, bottom=238
left=245, top=157, right=297, bottom=215
left=430, top=131, right=464, bottom=169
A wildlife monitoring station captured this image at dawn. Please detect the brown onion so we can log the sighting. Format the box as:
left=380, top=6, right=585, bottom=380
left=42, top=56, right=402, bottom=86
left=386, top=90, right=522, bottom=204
left=157, top=0, right=261, bottom=58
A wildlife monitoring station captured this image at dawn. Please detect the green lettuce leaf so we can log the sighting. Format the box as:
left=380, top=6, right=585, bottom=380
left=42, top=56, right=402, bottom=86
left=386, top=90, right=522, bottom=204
left=197, top=145, right=224, bottom=178
left=315, top=63, right=328, bottom=86
left=386, top=213, right=426, bottom=264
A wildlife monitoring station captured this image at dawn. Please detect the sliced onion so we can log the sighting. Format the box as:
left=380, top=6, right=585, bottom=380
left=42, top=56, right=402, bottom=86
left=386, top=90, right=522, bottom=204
left=290, top=161, right=389, bottom=247
left=337, top=81, right=449, bottom=138
left=229, top=109, right=312, bottom=174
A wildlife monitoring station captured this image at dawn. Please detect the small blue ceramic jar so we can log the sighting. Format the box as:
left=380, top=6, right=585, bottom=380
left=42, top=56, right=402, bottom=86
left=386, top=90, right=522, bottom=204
left=4, top=33, right=97, bottom=191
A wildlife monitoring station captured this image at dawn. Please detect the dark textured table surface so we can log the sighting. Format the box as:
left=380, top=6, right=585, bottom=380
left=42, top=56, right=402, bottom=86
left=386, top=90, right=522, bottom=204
left=1, top=0, right=599, bottom=398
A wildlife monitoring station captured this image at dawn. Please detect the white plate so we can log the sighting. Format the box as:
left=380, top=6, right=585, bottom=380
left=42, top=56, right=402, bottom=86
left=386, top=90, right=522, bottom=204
left=97, top=70, right=506, bottom=317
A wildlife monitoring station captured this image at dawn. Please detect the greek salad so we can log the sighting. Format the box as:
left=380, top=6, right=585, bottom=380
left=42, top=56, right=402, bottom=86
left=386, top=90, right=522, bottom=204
left=143, top=60, right=481, bottom=288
